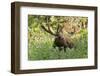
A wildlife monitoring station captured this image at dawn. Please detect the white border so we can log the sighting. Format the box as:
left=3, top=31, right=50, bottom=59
left=20, top=6, right=95, bottom=70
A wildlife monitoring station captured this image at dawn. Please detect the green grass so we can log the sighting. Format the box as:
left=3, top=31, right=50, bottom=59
left=28, top=30, right=88, bottom=60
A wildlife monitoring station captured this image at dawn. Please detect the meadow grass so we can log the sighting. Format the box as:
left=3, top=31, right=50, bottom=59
left=28, top=30, right=88, bottom=60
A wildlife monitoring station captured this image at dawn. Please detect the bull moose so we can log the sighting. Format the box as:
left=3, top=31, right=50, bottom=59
left=41, top=17, right=76, bottom=52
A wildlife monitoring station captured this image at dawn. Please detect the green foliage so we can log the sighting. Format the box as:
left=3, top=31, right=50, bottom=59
left=28, top=15, right=88, bottom=60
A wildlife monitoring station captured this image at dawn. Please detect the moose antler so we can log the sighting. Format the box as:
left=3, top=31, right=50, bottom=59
left=41, top=16, right=57, bottom=36
left=41, top=25, right=56, bottom=36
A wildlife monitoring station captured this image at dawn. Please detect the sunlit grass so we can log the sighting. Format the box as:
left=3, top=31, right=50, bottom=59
left=28, top=30, right=88, bottom=60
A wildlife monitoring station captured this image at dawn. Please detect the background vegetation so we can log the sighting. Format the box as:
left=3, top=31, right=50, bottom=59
left=28, top=15, right=88, bottom=60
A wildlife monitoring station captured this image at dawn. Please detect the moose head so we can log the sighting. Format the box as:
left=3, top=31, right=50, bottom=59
left=41, top=17, right=74, bottom=52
